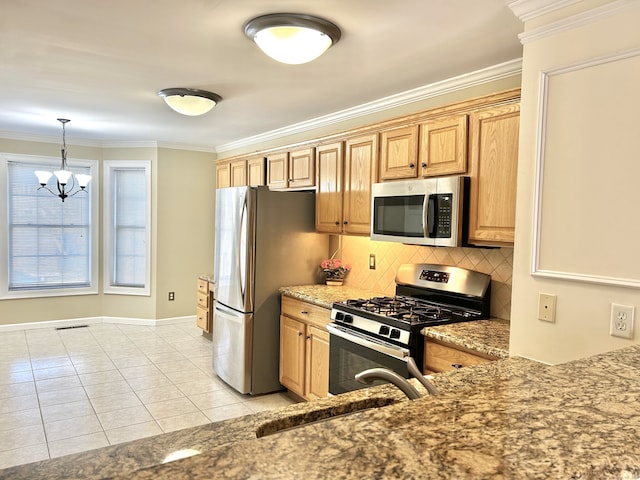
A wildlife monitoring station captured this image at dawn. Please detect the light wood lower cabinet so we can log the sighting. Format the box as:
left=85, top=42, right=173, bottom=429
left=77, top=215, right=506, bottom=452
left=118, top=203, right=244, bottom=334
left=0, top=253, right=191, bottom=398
left=196, top=276, right=213, bottom=333
left=279, top=295, right=330, bottom=400
left=424, top=339, right=497, bottom=373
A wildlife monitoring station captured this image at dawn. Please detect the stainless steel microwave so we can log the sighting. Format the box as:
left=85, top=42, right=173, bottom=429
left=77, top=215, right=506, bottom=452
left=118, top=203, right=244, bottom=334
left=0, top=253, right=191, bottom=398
left=370, top=176, right=468, bottom=247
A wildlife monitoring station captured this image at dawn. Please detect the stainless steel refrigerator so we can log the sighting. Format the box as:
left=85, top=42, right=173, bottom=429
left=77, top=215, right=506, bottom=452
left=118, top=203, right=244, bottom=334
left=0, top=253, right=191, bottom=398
left=213, top=186, right=328, bottom=395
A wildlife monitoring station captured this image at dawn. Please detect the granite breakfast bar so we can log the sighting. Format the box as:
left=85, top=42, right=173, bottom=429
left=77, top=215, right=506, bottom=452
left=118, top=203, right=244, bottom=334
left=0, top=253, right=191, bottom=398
left=3, top=285, right=640, bottom=479
left=5, top=347, right=640, bottom=479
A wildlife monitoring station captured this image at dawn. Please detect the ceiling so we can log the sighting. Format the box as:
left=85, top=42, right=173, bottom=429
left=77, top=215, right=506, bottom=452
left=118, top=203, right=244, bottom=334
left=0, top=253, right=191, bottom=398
left=0, top=1, right=523, bottom=153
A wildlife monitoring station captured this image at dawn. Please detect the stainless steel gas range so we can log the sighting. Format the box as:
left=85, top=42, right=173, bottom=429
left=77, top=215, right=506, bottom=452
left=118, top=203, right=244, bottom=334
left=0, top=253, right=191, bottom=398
left=327, top=263, right=491, bottom=395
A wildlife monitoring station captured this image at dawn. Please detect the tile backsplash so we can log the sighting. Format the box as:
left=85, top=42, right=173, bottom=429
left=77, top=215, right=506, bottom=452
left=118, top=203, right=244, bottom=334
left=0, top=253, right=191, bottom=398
left=336, top=236, right=513, bottom=320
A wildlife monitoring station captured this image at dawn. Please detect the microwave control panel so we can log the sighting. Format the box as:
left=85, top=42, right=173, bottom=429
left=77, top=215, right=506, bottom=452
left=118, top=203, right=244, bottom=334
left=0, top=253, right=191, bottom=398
left=434, top=194, right=452, bottom=238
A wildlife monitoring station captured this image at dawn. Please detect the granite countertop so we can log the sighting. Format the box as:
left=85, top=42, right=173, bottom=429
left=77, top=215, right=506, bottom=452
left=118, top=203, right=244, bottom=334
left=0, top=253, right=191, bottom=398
left=282, top=284, right=510, bottom=359
left=421, top=319, right=511, bottom=359
left=6, top=347, right=640, bottom=478
left=279, top=284, right=388, bottom=309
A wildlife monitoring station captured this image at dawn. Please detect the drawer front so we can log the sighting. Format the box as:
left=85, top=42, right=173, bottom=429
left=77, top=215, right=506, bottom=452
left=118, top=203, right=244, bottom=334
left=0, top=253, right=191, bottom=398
left=424, top=340, right=494, bottom=373
left=197, top=277, right=209, bottom=294
left=197, top=291, right=210, bottom=309
left=196, top=305, right=210, bottom=332
left=281, top=295, right=330, bottom=329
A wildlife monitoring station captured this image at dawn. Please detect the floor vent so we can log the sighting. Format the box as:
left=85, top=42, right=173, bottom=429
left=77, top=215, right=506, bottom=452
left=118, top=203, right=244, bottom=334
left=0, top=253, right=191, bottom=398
left=55, top=325, right=90, bottom=331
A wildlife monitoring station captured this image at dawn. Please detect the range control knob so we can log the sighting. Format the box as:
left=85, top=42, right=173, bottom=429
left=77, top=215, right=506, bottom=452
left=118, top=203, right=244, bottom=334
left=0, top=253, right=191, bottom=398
left=379, top=325, right=390, bottom=336
left=335, top=312, right=344, bottom=321
left=343, top=314, right=354, bottom=324
left=389, top=329, right=401, bottom=339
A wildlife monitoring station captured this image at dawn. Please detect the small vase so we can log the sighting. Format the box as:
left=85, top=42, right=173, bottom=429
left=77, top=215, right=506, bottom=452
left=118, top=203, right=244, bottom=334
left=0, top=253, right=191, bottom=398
left=326, top=280, right=343, bottom=286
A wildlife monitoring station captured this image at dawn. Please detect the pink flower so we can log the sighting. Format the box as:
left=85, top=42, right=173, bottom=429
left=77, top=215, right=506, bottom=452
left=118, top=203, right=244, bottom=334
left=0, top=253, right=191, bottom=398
left=320, top=258, right=351, bottom=272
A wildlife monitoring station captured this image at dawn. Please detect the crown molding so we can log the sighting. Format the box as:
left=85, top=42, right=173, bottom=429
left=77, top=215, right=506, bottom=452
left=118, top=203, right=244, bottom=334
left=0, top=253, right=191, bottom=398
left=0, top=132, right=215, bottom=153
left=515, top=0, right=637, bottom=44
left=508, top=0, right=581, bottom=22
left=215, top=58, right=523, bottom=154
left=0, top=131, right=103, bottom=147
left=155, top=142, right=216, bottom=153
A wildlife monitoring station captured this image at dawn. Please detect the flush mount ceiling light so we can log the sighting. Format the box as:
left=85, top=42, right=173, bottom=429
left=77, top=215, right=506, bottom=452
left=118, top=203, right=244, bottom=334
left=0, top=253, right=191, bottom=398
left=158, top=88, right=222, bottom=116
left=243, top=13, right=341, bottom=65
left=35, top=118, right=91, bottom=202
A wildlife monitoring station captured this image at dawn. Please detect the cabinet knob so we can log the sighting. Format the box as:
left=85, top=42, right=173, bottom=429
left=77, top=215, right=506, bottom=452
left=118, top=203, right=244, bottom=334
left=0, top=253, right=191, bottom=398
left=306, top=336, right=310, bottom=340
left=343, top=221, right=348, bottom=225
left=421, top=163, right=427, bottom=169
left=298, top=331, right=303, bottom=336
left=300, top=311, right=308, bottom=315
left=335, top=221, right=340, bottom=225
left=451, top=363, right=463, bottom=370
left=409, top=163, right=415, bottom=168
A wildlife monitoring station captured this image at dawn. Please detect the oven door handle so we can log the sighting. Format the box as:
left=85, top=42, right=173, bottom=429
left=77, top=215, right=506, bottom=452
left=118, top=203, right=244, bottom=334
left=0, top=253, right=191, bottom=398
left=326, top=324, right=411, bottom=361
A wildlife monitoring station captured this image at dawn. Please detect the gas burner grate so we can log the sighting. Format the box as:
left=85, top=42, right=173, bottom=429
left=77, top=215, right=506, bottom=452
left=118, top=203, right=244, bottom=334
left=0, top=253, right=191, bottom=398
left=340, top=295, right=480, bottom=326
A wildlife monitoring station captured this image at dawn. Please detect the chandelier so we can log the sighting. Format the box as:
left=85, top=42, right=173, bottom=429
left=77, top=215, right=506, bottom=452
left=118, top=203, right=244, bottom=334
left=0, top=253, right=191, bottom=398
left=35, top=119, right=91, bottom=202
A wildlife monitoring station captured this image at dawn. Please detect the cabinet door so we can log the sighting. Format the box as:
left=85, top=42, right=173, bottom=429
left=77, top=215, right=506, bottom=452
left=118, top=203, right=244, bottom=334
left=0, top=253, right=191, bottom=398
left=289, top=147, right=315, bottom=189
left=247, top=156, right=266, bottom=186
left=266, top=152, right=289, bottom=189
left=230, top=159, right=247, bottom=187
left=343, top=133, right=378, bottom=235
left=215, top=161, right=231, bottom=189
left=305, top=325, right=329, bottom=400
left=279, top=315, right=305, bottom=396
left=379, top=125, right=419, bottom=180
left=467, top=103, right=520, bottom=245
left=419, top=114, right=468, bottom=177
left=315, top=142, right=344, bottom=234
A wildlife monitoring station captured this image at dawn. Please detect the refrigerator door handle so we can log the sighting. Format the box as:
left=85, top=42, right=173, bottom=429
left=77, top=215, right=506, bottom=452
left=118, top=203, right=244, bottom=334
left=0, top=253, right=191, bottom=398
left=238, top=194, right=248, bottom=306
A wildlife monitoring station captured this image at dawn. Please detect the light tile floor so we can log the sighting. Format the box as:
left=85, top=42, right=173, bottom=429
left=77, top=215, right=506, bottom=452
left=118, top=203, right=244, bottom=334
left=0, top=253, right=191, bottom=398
left=0, top=321, right=296, bottom=470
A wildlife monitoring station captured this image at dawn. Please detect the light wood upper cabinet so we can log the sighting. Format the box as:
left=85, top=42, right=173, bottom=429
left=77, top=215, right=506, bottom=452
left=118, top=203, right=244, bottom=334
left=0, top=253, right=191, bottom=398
left=216, top=161, right=231, bottom=189
left=315, top=142, right=344, bottom=234
left=266, top=152, right=289, bottom=189
left=343, top=133, right=378, bottom=235
left=467, top=103, right=520, bottom=246
left=315, top=135, right=377, bottom=235
left=419, top=114, right=468, bottom=177
left=247, top=156, right=266, bottom=186
left=379, top=125, right=419, bottom=180
left=289, top=147, right=315, bottom=189
left=230, top=158, right=247, bottom=187
left=266, top=147, right=315, bottom=190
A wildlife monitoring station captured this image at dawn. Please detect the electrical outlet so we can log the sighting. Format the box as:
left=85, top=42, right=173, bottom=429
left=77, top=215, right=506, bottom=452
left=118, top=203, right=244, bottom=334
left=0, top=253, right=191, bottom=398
left=168, top=292, right=175, bottom=301
left=369, top=254, right=376, bottom=270
left=538, top=293, right=556, bottom=322
left=610, top=303, right=634, bottom=339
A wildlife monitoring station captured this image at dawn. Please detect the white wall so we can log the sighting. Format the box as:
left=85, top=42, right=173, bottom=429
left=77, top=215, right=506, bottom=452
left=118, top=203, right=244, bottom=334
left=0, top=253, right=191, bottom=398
left=510, top=0, right=640, bottom=363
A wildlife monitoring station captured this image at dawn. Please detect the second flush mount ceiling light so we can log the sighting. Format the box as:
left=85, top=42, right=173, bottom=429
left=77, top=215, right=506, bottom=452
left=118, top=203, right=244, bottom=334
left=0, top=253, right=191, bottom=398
left=243, top=13, right=341, bottom=65
left=158, top=88, right=222, bottom=116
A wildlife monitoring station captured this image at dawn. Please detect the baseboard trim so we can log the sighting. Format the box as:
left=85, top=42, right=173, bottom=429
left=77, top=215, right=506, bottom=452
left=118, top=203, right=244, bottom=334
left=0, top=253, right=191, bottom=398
left=0, top=315, right=196, bottom=332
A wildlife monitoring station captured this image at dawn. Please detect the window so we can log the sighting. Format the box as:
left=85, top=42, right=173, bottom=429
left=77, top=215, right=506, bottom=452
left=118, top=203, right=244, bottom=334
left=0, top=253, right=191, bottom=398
left=0, top=154, right=98, bottom=298
left=103, top=161, right=151, bottom=296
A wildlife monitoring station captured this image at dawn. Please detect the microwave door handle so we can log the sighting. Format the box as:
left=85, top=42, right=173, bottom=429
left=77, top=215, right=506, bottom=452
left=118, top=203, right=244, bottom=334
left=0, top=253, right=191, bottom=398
left=426, top=194, right=438, bottom=238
